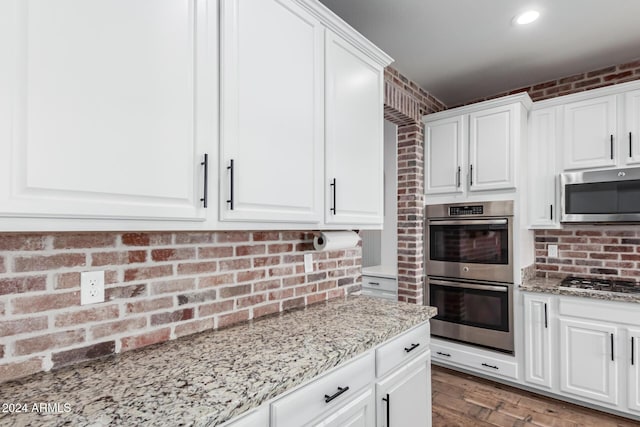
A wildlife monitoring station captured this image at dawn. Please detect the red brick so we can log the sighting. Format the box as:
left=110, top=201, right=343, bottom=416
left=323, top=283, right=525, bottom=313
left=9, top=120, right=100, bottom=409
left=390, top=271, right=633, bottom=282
left=198, top=274, right=234, bottom=289
left=604, top=71, right=633, bottom=82
left=52, top=233, right=116, bottom=249
left=295, top=284, right=317, bottom=296
left=14, top=253, right=86, bottom=272
left=328, top=288, right=345, bottom=299
left=105, top=284, right=147, bottom=300
left=0, top=357, right=44, bottom=383
left=268, top=244, right=293, bottom=254
left=177, top=290, right=217, bottom=305
left=0, top=235, right=46, bottom=251
left=174, top=318, right=215, bottom=337
left=126, top=297, right=174, bottom=314
left=253, top=256, right=281, bottom=267
left=124, top=265, right=173, bottom=282
left=306, top=292, right=327, bottom=305
left=219, top=284, right=251, bottom=298
left=604, top=245, right=634, bottom=253
left=216, top=232, right=250, bottom=243
left=621, top=269, right=640, bottom=276
left=218, top=310, right=249, bottom=328
left=318, top=280, right=338, bottom=291
left=150, top=278, right=195, bottom=295
left=91, top=318, right=147, bottom=339
left=269, top=266, right=294, bottom=277
left=284, top=275, right=306, bottom=287
left=558, top=74, right=585, bottom=84
left=55, top=272, right=81, bottom=289
left=120, top=328, right=171, bottom=352
left=296, top=242, right=314, bottom=251
left=253, top=302, right=280, bottom=318
left=237, top=294, right=266, bottom=308
left=237, top=270, right=266, bottom=283
left=12, top=291, right=80, bottom=314
left=55, top=305, right=120, bottom=327
left=605, top=230, right=636, bottom=237
left=280, top=231, right=309, bottom=241
left=587, top=66, right=617, bottom=77
left=198, top=246, right=234, bottom=259
left=14, top=329, right=85, bottom=356
left=198, top=300, right=234, bottom=317
left=0, top=316, right=48, bottom=337
left=621, top=254, right=640, bottom=261
left=235, top=245, right=266, bottom=257
left=269, top=289, right=294, bottom=300
left=252, top=232, right=279, bottom=241
left=177, top=261, right=217, bottom=275
left=0, top=276, right=47, bottom=296
left=254, top=279, right=281, bottom=292
left=174, top=232, right=214, bottom=244
left=150, top=308, right=194, bottom=326
left=121, top=233, right=172, bottom=247
left=282, top=297, right=305, bottom=311
left=91, top=251, right=147, bottom=266
left=574, top=78, right=601, bottom=89
left=152, top=248, right=196, bottom=262
left=52, top=341, right=115, bottom=369
left=219, top=259, right=251, bottom=271
left=0, top=257, right=4, bottom=274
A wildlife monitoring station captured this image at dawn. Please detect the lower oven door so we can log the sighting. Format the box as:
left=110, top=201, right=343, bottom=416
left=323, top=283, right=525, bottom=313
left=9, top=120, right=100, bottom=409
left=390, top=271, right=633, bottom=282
left=426, top=277, right=514, bottom=354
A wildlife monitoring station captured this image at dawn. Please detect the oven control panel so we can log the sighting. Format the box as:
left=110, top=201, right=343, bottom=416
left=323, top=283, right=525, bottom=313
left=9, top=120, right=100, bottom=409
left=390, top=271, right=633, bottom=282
left=449, top=205, right=483, bottom=216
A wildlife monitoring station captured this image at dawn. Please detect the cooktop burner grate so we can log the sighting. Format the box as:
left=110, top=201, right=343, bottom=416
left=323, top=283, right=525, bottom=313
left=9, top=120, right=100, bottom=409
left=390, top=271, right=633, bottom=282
left=559, top=276, right=640, bottom=294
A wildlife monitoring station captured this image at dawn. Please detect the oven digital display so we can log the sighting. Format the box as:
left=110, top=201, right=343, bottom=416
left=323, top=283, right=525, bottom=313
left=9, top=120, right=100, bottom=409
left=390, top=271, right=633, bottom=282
left=449, top=205, right=483, bottom=216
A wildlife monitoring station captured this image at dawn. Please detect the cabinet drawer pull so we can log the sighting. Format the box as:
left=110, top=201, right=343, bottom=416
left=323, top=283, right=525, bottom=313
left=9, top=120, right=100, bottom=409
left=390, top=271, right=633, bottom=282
left=469, top=164, right=473, bottom=186
left=200, top=153, right=208, bottom=208
left=610, top=134, right=614, bottom=160
left=404, top=343, right=420, bottom=353
left=481, top=363, right=499, bottom=370
left=382, top=393, right=390, bottom=426
left=330, top=178, right=337, bottom=215
left=611, top=333, right=615, bottom=362
left=549, top=205, right=553, bottom=221
left=368, top=282, right=380, bottom=286
left=436, top=351, right=451, bottom=358
left=630, top=132, right=633, bottom=158
left=632, top=337, right=635, bottom=366
left=324, top=386, right=349, bottom=403
left=227, top=159, right=234, bottom=210
left=456, top=166, right=461, bottom=188
left=544, top=303, right=548, bottom=329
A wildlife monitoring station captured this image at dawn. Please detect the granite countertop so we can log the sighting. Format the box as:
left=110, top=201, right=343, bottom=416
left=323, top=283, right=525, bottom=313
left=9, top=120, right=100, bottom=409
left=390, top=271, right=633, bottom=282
left=0, top=295, right=436, bottom=427
left=520, top=277, right=640, bottom=304
left=361, top=265, right=397, bottom=279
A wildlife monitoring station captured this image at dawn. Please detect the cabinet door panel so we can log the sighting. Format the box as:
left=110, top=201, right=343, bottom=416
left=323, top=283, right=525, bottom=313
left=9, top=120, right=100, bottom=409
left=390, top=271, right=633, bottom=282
left=425, top=116, right=464, bottom=195
left=468, top=105, right=515, bottom=191
left=0, top=0, right=212, bottom=221
left=563, top=95, right=617, bottom=170
left=528, top=108, right=558, bottom=228
left=626, top=90, right=640, bottom=166
left=220, top=0, right=323, bottom=223
left=313, top=387, right=375, bottom=427
left=560, top=318, right=618, bottom=405
left=325, top=31, right=383, bottom=225
left=629, top=328, right=640, bottom=413
left=523, top=294, right=552, bottom=389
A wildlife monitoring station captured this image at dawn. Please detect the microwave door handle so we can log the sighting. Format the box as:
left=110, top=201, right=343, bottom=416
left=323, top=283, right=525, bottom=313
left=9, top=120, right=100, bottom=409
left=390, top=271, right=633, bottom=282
left=428, top=219, right=508, bottom=226
left=429, top=280, right=508, bottom=293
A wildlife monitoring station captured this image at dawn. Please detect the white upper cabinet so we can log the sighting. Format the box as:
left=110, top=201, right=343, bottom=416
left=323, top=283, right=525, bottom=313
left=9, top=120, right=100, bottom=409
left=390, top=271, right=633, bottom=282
left=625, top=89, right=640, bottom=166
left=563, top=95, right=617, bottom=170
left=325, top=30, right=384, bottom=226
left=424, top=116, right=464, bottom=195
left=468, top=104, right=517, bottom=192
left=219, top=0, right=324, bottom=224
left=0, top=0, right=216, bottom=222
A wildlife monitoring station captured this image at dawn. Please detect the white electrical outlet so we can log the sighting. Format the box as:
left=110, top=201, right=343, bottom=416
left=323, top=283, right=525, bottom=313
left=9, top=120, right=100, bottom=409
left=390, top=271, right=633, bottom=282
left=548, top=244, right=558, bottom=258
left=81, top=271, right=105, bottom=305
left=304, top=253, right=314, bottom=273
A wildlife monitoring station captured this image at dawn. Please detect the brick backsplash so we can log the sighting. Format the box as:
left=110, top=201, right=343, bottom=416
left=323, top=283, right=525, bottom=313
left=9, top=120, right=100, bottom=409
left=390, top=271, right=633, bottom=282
left=535, top=227, right=640, bottom=281
left=0, top=231, right=361, bottom=384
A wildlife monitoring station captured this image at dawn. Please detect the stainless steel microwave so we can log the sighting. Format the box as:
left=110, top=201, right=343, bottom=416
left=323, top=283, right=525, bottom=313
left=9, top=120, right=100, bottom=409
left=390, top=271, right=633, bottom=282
left=561, top=167, right=640, bottom=222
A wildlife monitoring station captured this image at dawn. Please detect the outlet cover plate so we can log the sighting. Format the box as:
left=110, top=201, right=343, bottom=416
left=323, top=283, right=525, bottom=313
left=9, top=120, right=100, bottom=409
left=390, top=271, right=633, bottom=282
left=548, top=244, right=558, bottom=258
left=304, top=253, right=314, bottom=273
left=81, top=271, right=105, bottom=305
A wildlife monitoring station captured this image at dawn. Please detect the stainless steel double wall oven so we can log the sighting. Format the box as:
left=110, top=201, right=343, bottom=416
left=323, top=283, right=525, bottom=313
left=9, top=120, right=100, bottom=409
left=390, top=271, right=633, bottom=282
left=424, top=201, right=514, bottom=354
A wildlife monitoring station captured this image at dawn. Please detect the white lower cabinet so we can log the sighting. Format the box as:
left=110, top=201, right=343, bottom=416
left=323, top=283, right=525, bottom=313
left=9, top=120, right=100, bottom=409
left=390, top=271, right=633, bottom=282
left=376, top=350, right=431, bottom=427
left=523, top=294, right=552, bottom=389
left=629, top=328, right=640, bottom=413
left=312, top=387, right=375, bottom=427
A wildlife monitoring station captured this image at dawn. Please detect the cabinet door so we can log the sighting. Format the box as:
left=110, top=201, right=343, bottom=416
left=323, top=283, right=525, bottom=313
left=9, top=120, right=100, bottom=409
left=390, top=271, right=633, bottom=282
left=629, top=328, right=640, bottom=413
left=563, top=95, right=617, bottom=170
left=424, top=116, right=464, bottom=195
left=220, top=405, right=269, bottom=427
left=528, top=108, right=559, bottom=228
left=0, top=0, right=215, bottom=221
left=625, top=90, right=640, bottom=166
left=220, top=0, right=323, bottom=223
left=468, top=104, right=516, bottom=191
left=523, top=294, right=552, bottom=389
left=559, top=318, right=619, bottom=405
left=325, top=30, right=384, bottom=226
left=312, top=387, right=375, bottom=427
left=376, top=351, right=431, bottom=427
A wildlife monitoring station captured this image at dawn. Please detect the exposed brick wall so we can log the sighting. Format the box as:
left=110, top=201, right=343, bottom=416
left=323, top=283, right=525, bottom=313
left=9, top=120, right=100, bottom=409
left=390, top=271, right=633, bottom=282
left=456, top=57, right=640, bottom=107
left=384, top=66, right=446, bottom=304
left=535, top=227, right=640, bottom=280
left=0, top=231, right=361, bottom=383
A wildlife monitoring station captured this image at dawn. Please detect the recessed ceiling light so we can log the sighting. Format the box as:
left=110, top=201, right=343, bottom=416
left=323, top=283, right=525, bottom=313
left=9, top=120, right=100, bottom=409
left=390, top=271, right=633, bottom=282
left=514, top=10, right=540, bottom=25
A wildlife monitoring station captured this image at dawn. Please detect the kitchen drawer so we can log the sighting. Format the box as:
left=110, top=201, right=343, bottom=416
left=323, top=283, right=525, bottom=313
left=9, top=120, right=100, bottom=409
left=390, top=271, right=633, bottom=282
left=431, top=341, right=518, bottom=380
left=361, top=275, right=396, bottom=293
left=376, top=322, right=430, bottom=378
left=220, top=405, right=269, bottom=427
left=559, top=297, right=640, bottom=326
left=271, top=352, right=374, bottom=427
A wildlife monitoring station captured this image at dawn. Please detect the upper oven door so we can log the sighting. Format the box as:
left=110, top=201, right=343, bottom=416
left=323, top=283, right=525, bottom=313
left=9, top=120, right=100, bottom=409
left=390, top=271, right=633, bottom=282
left=426, top=218, right=513, bottom=283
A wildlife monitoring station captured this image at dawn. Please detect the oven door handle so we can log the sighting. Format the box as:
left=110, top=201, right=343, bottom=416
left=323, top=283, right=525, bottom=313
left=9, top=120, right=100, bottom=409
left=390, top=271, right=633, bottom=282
left=429, top=279, right=509, bottom=293
left=428, top=219, right=508, bottom=226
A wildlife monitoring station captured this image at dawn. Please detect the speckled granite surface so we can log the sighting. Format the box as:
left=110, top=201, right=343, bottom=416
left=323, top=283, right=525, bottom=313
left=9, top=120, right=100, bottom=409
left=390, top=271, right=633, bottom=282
left=520, top=277, right=640, bottom=304
left=0, top=295, right=436, bottom=427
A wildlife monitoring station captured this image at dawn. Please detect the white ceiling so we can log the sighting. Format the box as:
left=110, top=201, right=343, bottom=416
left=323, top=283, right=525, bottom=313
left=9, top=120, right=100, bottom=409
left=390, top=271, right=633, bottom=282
left=318, top=0, right=640, bottom=106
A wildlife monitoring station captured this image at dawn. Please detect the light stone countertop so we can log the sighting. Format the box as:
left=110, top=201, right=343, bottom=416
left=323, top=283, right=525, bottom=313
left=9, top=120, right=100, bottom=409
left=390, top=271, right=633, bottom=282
left=0, top=295, right=436, bottom=427
left=520, top=276, right=640, bottom=304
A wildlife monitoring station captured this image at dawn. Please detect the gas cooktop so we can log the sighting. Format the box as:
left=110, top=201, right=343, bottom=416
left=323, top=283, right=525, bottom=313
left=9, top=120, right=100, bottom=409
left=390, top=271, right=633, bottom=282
left=559, top=276, right=640, bottom=294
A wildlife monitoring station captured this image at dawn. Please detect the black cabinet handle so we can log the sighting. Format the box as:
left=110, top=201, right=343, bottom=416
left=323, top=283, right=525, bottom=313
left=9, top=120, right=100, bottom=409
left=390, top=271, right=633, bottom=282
left=482, top=363, right=499, bottom=370
left=330, top=178, right=336, bottom=215
left=550, top=205, right=553, bottom=221
left=544, top=303, right=548, bottom=329
left=632, top=337, right=635, bottom=366
left=404, top=343, right=420, bottom=353
left=456, top=166, right=461, bottom=188
left=470, top=164, right=473, bottom=186
left=382, top=393, right=390, bottom=426
left=324, top=386, right=349, bottom=403
left=611, top=333, right=615, bottom=362
left=368, top=282, right=380, bottom=286
left=226, top=159, right=234, bottom=210
left=610, top=134, right=614, bottom=160
left=630, top=132, right=633, bottom=158
left=200, top=153, right=208, bottom=208
left=436, top=351, right=451, bottom=358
